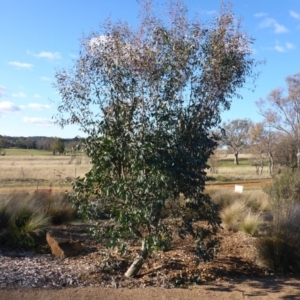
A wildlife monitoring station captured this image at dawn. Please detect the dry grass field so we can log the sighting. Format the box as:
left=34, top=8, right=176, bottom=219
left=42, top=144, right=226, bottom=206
left=0, top=151, right=270, bottom=192
left=0, top=153, right=92, bottom=191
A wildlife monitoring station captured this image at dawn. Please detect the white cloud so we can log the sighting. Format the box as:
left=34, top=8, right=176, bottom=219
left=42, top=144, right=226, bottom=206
left=286, top=42, right=296, bottom=49
left=23, top=117, right=54, bottom=126
left=27, top=50, right=61, bottom=60
left=34, top=94, right=42, bottom=99
left=41, top=76, right=51, bottom=81
left=254, top=12, right=268, bottom=18
left=275, top=45, right=285, bottom=52
left=259, top=18, right=288, bottom=33
left=273, top=41, right=296, bottom=52
left=290, top=10, right=300, bottom=20
left=0, top=101, right=20, bottom=113
left=28, top=103, right=51, bottom=110
left=9, top=61, right=33, bottom=68
left=12, top=92, right=26, bottom=98
left=36, top=51, right=61, bottom=60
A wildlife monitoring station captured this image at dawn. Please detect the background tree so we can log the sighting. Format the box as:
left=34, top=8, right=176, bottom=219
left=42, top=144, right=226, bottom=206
left=257, top=72, right=300, bottom=166
left=249, top=122, right=279, bottom=175
left=0, top=137, right=8, bottom=149
left=221, top=119, right=253, bottom=164
left=273, top=133, right=298, bottom=168
left=51, top=138, right=65, bottom=155
left=54, top=0, right=257, bottom=277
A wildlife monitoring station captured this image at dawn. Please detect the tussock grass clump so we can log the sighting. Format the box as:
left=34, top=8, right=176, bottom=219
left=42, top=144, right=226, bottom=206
left=220, top=201, right=248, bottom=231
left=214, top=189, right=264, bottom=235
left=0, top=200, right=10, bottom=229
left=0, top=192, right=76, bottom=250
left=210, top=189, right=269, bottom=212
left=210, top=189, right=241, bottom=208
left=0, top=195, right=50, bottom=249
left=256, top=203, right=300, bottom=273
left=32, top=193, right=76, bottom=225
left=239, top=212, right=261, bottom=236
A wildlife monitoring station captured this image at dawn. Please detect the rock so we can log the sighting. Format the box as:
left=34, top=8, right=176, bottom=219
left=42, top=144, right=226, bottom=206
left=46, top=229, right=84, bottom=258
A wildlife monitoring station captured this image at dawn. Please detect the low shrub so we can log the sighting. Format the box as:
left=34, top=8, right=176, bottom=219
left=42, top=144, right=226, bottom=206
left=264, top=169, right=300, bottom=204
left=257, top=169, right=300, bottom=274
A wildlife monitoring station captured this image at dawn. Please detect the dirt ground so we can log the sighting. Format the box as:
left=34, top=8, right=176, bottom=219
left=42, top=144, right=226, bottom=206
left=2, top=278, right=300, bottom=300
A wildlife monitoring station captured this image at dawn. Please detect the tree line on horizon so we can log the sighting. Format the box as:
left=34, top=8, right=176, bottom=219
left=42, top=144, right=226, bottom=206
left=0, top=135, right=82, bottom=153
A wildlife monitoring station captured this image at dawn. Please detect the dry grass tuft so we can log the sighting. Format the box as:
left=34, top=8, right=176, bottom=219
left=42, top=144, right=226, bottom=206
left=239, top=212, right=261, bottom=236
left=220, top=201, right=248, bottom=231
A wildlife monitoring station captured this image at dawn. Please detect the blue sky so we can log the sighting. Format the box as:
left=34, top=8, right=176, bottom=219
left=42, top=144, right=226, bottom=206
left=1, top=0, right=299, bottom=138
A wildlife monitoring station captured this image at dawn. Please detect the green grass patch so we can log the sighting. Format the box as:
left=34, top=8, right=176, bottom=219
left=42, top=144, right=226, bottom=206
left=218, top=158, right=252, bottom=167
left=5, top=148, right=53, bottom=156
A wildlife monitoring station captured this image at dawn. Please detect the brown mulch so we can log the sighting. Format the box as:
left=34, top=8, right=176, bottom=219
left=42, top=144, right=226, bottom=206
left=0, top=224, right=274, bottom=289
left=1, top=223, right=300, bottom=299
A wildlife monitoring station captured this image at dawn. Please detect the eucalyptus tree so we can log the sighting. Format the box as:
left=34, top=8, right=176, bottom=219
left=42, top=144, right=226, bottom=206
left=249, top=122, right=279, bottom=175
left=257, top=72, right=300, bottom=166
left=54, top=1, right=257, bottom=277
left=221, top=119, right=253, bottom=164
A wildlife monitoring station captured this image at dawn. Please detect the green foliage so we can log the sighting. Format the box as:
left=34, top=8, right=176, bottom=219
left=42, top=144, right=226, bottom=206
left=51, top=138, right=65, bottom=154
left=54, top=0, right=257, bottom=260
left=264, top=169, right=300, bottom=205
left=0, top=137, right=8, bottom=149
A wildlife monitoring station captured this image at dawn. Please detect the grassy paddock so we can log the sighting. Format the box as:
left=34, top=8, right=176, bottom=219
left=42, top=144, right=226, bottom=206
left=4, top=148, right=87, bottom=156
left=207, top=153, right=272, bottom=181
left=5, top=149, right=53, bottom=156
left=0, top=150, right=271, bottom=189
left=0, top=153, right=91, bottom=187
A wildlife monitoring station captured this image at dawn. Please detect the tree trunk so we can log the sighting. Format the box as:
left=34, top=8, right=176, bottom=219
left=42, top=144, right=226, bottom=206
left=260, top=163, right=264, bottom=176
left=268, top=153, right=274, bottom=175
left=234, top=151, right=239, bottom=165
left=125, top=242, right=148, bottom=278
